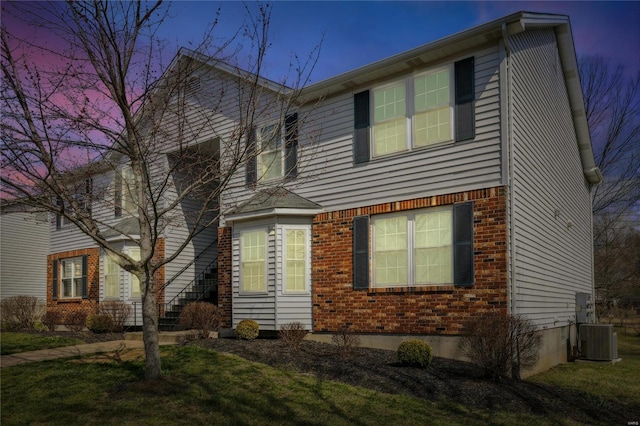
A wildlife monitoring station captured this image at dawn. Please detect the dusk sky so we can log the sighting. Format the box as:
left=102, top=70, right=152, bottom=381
left=159, top=1, right=640, bottom=84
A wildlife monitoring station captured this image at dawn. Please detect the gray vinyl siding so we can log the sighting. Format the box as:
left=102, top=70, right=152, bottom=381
left=0, top=210, right=50, bottom=301
left=221, top=45, right=503, bottom=213
left=509, top=29, right=593, bottom=328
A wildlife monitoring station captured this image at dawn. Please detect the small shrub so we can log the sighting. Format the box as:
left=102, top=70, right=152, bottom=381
left=279, top=322, right=308, bottom=351
left=67, top=311, right=88, bottom=332
left=179, top=302, right=221, bottom=339
left=236, top=319, right=259, bottom=340
left=460, top=314, right=542, bottom=380
left=331, top=324, right=361, bottom=359
left=86, top=314, right=113, bottom=334
left=43, top=311, right=61, bottom=331
left=0, top=296, right=44, bottom=330
left=99, top=301, right=132, bottom=332
left=397, top=339, right=433, bottom=368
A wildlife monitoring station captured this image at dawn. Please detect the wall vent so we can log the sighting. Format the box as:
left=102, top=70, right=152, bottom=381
left=579, top=324, right=618, bottom=361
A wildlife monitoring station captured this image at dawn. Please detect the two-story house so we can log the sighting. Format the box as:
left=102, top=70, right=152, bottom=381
left=216, top=11, right=601, bottom=375
left=46, top=11, right=600, bottom=375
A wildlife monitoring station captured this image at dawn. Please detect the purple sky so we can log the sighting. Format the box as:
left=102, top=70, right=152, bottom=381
left=161, top=1, right=640, bottom=84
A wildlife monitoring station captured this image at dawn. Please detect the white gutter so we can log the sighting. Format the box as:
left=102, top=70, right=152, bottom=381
left=501, top=22, right=517, bottom=317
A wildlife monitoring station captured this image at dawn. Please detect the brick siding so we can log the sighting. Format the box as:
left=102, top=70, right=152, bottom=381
left=312, top=186, right=508, bottom=335
left=217, top=226, right=233, bottom=328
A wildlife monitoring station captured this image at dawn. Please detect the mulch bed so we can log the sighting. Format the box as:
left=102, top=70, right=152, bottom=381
left=15, top=331, right=639, bottom=423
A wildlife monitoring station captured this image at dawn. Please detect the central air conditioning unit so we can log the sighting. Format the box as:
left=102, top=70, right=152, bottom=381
left=579, top=324, right=618, bottom=361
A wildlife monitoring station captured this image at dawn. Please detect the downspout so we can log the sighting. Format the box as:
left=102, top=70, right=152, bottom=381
left=502, top=22, right=517, bottom=316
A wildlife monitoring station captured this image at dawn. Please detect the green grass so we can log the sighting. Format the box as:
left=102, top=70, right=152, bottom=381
left=1, top=331, right=638, bottom=425
left=0, top=332, right=84, bottom=355
left=531, top=330, right=640, bottom=406
left=2, top=345, right=554, bottom=426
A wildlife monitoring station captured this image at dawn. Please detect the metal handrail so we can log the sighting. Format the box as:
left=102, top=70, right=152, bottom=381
left=157, top=239, right=217, bottom=293
left=163, top=255, right=218, bottom=312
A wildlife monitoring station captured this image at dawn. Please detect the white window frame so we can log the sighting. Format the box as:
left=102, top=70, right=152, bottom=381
left=121, top=165, right=137, bottom=215
left=282, top=226, right=310, bottom=294
left=371, top=64, right=454, bottom=158
left=104, top=253, right=120, bottom=299
left=127, top=247, right=141, bottom=299
left=239, top=227, right=268, bottom=294
left=256, top=122, right=284, bottom=182
left=59, top=257, right=84, bottom=299
left=372, top=207, right=453, bottom=288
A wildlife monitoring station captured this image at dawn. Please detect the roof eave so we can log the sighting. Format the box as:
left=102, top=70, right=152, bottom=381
left=225, top=207, right=324, bottom=224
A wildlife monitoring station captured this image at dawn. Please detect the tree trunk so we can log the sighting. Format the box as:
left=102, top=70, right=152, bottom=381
left=141, top=275, right=162, bottom=380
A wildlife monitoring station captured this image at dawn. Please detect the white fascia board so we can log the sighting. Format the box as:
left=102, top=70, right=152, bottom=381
left=225, top=207, right=323, bottom=224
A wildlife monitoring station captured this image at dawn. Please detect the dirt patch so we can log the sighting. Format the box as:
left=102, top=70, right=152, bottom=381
left=72, top=348, right=146, bottom=364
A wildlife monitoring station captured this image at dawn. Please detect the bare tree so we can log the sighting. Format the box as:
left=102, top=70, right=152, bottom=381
left=579, top=56, right=640, bottom=311
left=1, top=1, right=319, bottom=379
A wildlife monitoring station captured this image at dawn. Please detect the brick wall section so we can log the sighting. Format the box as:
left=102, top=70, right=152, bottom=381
left=217, top=226, right=233, bottom=328
left=47, top=248, right=100, bottom=322
left=153, top=238, right=166, bottom=313
left=312, top=186, right=508, bottom=335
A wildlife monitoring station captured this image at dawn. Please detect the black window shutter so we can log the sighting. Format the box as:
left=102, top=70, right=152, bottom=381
left=81, top=255, right=89, bottom=299
left=353, top=90, right=370, bottom=164
left=114, top=172, right=122, bottom=217
left=453, top=202, right=474, bottom=287
left=85, top=178, right=93, bottom=216
left=245, top=127, right=257, bottom=187
left=454, top=57, right=475, bottom=142
left=55, top=197, right=62, bottom=229
left=52, top=259, right=58, bottom=300
left=285, top=113, right=298, bottom=179
left=353, top=215, right=370, bottom=289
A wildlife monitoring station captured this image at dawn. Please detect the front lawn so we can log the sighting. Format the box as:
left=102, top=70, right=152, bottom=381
left=0, top=332, right=84, bottom=355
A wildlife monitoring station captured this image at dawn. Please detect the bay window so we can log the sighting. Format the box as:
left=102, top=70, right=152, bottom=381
left=240, top=229, right=267, bottom=292
left=284, top=228, right=308, bottom=292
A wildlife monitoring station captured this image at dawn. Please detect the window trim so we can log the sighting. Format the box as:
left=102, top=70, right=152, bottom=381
left=239, top=227, right=268, bottom=295
left=371, top=207, right=453, bottom=288
left=57, top=256, right=87, bottom=299
left=127, top=247, right=141, bottom=299
left=104, top=253, right=120, bottom=299
left=256, top=122, right=285, bottom=183
left=282, top=226, right=310, bottom=295
left=370, top=64, right=454, bottom=159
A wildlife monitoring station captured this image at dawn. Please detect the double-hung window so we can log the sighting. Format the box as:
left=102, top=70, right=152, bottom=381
left=104, top=254, right=120, bottom=298
left=353, top=202, right=474, bottom=290
left=115, top=165, right=137, bottom=217
left=128, top=248, right=141, bottom=298
left=245, top=114, right=299, bottom=186
left=372, top=66, right=453, bottom=157
left=354, top=57, right=475, bottom=164
left=284, top=228, right=308, bottom=292
left=257, top=124, right=283, bottom=182
left=373, top=208, right=452, bottom=287
left=60, top=257, right=86, bottom=298
left=240, top=229, right=267, bottom=293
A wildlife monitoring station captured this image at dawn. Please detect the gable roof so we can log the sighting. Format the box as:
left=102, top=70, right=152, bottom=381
left=225, top=187, right=322, bottom=223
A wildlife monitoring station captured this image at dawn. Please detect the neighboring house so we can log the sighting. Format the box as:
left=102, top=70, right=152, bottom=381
left=47, top=11, right=601, bottom=376
left=1, top=201, right=50, bottom=301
